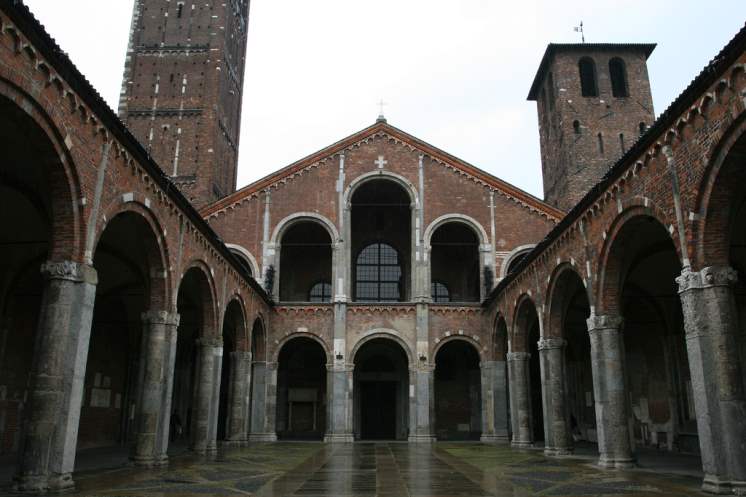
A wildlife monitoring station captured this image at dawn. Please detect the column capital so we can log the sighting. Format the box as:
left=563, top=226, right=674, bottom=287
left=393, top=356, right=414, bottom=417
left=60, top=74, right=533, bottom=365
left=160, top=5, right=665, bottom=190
left=231, top=350, right=252, bottom=361
left=197, top=337, right=223, bottom=348
left=141, top=310, right=180, bottom=326
left=538, top=337, right=566, bottom=350
left=677, top=266, right=737, bottom=293
left=507, top=351, right=530, bottom=362
left=266, top=361, right=278, bottom=371
left=586, top=314, right=623, bottom=332
left=326, top=363, right=354, bottom=372
left=41, top=260, right=97, bottom=284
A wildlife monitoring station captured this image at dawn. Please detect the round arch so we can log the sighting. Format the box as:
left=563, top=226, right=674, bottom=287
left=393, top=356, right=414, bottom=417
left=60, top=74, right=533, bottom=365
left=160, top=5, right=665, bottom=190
left=511, top=294, right=540, bottom=352
left=272, top=332, right=331, bottom=364
left=0, top=76, right=83, bottom=262
left=177, top=260, right=219, bottom=337
left=424, top=214, right=489, bottom=247
left=222, top=294, right=249, bottom=350
left=226, top=243, right=260, bottom=279
left=350, top=329, right=415, bottom=367
left=344, top=171, right=420, bottom=209
left=250, top=315, right=268, bottom=362
left=270, top=212, right=340, bottom=245
left=500, top=244, right=536, bottom=280
left=545, top=263, right=590, bottom=338
left=596, top=207, right=681, bottom=315
left=433, top=335, right=484, bottom=363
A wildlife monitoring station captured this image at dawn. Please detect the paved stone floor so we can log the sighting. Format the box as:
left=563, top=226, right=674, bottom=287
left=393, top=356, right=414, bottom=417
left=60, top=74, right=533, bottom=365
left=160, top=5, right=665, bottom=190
left=4, top=443, right=705, bottom=496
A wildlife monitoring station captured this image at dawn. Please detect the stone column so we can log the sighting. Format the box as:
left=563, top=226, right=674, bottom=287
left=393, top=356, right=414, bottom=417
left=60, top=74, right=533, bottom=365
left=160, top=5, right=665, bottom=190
left=263, top=361, right=278, bottom=439
left=325, top=364, right=354, bottom=442
left=539, top=338, right=572, bottom=456
left=507, top=351, right=532, bottom=448
left=226, top=351, right=251, bottom=444
left=14, top=262, right=97, bottom=493
left=678, top=266, right=746, bottom=494
left=587, top=315, right=634, bottom=469
left=480, top=360, right=509, bottom=442
left=249, top=360, right=268, bottom=440
left=409, top=363, right=435, bottom=442
left=156, top=313, right=179, bottom=464
left=131, top=310, right=178, bottom=466
left=190, top=337, right=222, bottom=454
left=206, top=341, right=223, bottom=452
left=242, top=352, right=253, bottom=443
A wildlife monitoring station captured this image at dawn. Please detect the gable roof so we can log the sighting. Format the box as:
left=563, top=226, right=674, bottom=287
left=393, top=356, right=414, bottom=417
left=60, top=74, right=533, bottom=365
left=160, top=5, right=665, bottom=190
left=201, top=120, right=565, bottom=221
left=527, top=43, right=657, bottom=100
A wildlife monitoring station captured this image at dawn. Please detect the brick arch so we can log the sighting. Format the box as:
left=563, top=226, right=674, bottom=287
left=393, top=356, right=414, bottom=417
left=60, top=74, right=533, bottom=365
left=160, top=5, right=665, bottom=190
left=272, top=333, right=330, bottom=364
left=596, top=205, right=680, bottom=315
left=92, top=200, right=171, bottom=310
left=545, top=263, right=590, bottom=339
left=270, top=212, right=340, bottom=245
left=223, top=294, right=249, bottom=351
left=250, top=314, right=268, bottom=361
left=694, top=113, right=746, bottom=269
left=432, top=335, right=484, bottom=363
left=0, top=76, right=83, bottom=262
left=225, top=243, right=260, bottom=279
left=492, top=313, right=509, bottom=360
left=423, top=214, right=489, bottom=247
left=511, top=294, right=540, bottom=353
left=344, top=170, right=420, bottom=209
left=350, top=329, right=415, bottom=368
left=178, top=260, right=219, bottom=338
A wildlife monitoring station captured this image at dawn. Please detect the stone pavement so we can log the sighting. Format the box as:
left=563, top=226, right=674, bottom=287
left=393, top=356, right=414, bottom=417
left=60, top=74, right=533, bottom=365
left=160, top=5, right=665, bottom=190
left=4, top=443, right=704, bottom=496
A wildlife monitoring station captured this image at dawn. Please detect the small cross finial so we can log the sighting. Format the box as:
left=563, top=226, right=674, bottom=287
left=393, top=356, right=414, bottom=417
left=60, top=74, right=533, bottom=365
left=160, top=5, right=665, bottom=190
left=377, top=99, right=387, bottom=122
left=375, top=155, right=388, bottom=169
left=573, top=21, right=585, bottom=43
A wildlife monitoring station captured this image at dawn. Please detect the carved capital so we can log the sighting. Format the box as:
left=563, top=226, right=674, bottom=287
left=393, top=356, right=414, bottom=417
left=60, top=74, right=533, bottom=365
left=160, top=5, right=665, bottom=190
left=41, top=260, right=97, bottom=284
left=141, top=310, right=179, bottom=325
left=586, top=314, right=623, bottom=333
left=677, top=266, right=738, bottom=293
left=538, top=337, right=566, bottom=351
left=231, top=350, right=252, bottom=361
left=507, top=351, right=530, bottom=362
left=197, top=337, right=223, bottom=349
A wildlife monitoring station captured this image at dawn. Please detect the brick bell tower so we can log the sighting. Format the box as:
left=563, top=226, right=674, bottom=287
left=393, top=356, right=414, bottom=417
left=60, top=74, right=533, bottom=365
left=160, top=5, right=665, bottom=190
left=528, top=43, right=656, bottom=211
left=118, top=0, right=249, bottom=207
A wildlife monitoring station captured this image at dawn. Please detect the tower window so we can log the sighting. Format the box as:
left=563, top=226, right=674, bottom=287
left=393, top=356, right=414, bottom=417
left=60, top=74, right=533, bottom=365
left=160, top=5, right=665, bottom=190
left=578, top=57, right=598, bottom=97
left=609, top=57, right=629, bottom=98
left=619, top=133, right=625, bottom=154
left=573, top=120, right=580, bottom=134
left=597, top=133, right=604, bottom=155
left=177, top=3, right=184, bottom=18
left=639, top=122, right=647, bottom=135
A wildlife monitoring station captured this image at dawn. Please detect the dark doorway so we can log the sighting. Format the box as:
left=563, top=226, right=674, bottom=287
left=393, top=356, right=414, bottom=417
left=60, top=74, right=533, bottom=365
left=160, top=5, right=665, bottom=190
left=353, top=338, right=409, bottom=440
left=360, top=381, right=397, bottom=440
left=434, top=340, right=481, bottom=440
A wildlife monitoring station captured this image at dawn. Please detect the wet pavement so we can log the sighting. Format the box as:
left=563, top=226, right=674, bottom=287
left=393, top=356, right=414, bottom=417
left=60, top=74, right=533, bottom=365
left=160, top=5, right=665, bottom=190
left=4, top=443, right=704, bottom=496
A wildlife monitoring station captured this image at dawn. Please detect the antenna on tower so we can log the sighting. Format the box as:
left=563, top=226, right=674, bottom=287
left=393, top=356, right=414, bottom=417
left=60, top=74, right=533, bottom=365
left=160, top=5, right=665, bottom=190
left=573, top=21, right=585, bottom=43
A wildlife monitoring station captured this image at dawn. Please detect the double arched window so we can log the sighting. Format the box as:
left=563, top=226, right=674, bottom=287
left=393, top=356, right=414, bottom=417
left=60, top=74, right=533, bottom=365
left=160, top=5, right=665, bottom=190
left=355, top=242, right=402, bottom=302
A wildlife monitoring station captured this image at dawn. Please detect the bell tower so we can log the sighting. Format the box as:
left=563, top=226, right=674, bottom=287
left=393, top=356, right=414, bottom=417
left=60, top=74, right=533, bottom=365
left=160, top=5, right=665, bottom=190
left=119, top=0, right=250, bottom=207
left=528, top=43, right=656, bottom=211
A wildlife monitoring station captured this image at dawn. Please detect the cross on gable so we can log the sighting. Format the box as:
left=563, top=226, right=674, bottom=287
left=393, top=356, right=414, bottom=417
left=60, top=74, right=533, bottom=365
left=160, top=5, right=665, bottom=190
left=375, top=155, right=388, bottom=169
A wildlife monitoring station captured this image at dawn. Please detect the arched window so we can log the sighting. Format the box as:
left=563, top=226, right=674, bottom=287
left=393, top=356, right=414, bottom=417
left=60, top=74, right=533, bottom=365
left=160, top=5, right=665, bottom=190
left=430, top=223, right=480, bottom=302
left=279, top=221, right=332, bottom=302
left=309, top=281, right=332, bottom=303
left=609, top=57, right=628, bottom=98
left=573, top=120, right=581, bottom=134
left=229, top=248, right=253, bottom=277
left=355, top=242, right=402, bottom=302
left=578, top=57, right=598, bottom=97
left=431, top=281, right=450, bottom=303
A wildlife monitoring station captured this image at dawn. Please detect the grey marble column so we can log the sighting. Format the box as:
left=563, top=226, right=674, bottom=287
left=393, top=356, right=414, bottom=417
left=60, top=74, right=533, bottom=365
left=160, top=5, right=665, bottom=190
left=678, top=266, right=746, bottom=495
left=156, top=313, right=179, bottom=463
left=249, top=360, right=268, bottom=441
left=14, top=261, right=97, bottom=494
left=587, top=315, right=634, bottom=469
left=539, top=338, right=572, bottom=456
left=325, top=364, right=354, bottom=442
left=206, top=341, right=223, bottom=453
left=507, top=351, right=532, bottom=448
left=226, top=351, right=251, bottom=444
left=409, top=364, right=435, bottom=442
left=480, top=360, right=510, bottom=442
left=131, top=310, right=177, bottom=466
left=190, top=337, right=222, bottom=454
left=263, top=362, right=278, bottom=439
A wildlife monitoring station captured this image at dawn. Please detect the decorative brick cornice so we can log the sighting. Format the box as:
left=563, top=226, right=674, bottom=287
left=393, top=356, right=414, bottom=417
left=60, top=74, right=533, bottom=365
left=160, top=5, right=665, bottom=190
left=347, top=305, right=416, bottom=315
left=677, top=266, right=738, bottom=293
left=430, top=306, right=483, bottom=315
left=274, top=305, right=333, bottom=315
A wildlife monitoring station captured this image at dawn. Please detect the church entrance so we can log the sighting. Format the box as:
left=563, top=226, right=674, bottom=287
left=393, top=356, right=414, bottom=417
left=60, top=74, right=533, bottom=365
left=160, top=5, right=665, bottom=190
left=353, top=338, right=409, bottom=440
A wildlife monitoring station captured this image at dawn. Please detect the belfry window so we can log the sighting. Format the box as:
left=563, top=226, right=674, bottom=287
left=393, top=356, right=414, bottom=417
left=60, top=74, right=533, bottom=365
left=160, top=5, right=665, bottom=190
left=578, top=57, right=598, bottom=97
left=356, top=243, right=402, bottom=302
left=351, top=179, right=411, bottom=302
left=609, top=57, right=629, bottom=98
left=309, top=281, right=332, bottom=303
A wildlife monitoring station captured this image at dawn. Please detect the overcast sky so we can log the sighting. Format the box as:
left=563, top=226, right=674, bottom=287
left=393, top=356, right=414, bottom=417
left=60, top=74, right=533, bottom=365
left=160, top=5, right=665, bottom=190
left=23, top=1, right=746, bottom=198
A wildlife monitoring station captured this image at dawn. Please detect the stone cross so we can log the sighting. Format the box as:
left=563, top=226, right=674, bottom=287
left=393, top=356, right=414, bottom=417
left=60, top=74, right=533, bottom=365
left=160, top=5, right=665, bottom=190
left=375, top=155, right=388, bottom=169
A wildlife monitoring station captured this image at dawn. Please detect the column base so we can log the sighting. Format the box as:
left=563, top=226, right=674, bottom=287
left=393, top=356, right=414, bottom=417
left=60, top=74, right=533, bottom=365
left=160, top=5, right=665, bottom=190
left=597, top=455, right=635, bottom=469
left=131, top=455, right=160, bottom=468
left=324, top=433, right=354, bottom=443
left=511, top=440, right=534, bottom=449
left=249, top=433, right=277, bottom=442
left=221, top=439, right=245, bottom=447
left=480, top=434, right=510, bottom=443
left=544, top=446, right=574, bottom=457
left=48, top=473, right=76, bottom=494
left=701, top=474, right=746, bottom=495
left=408, top=434, right=437, bottom=443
